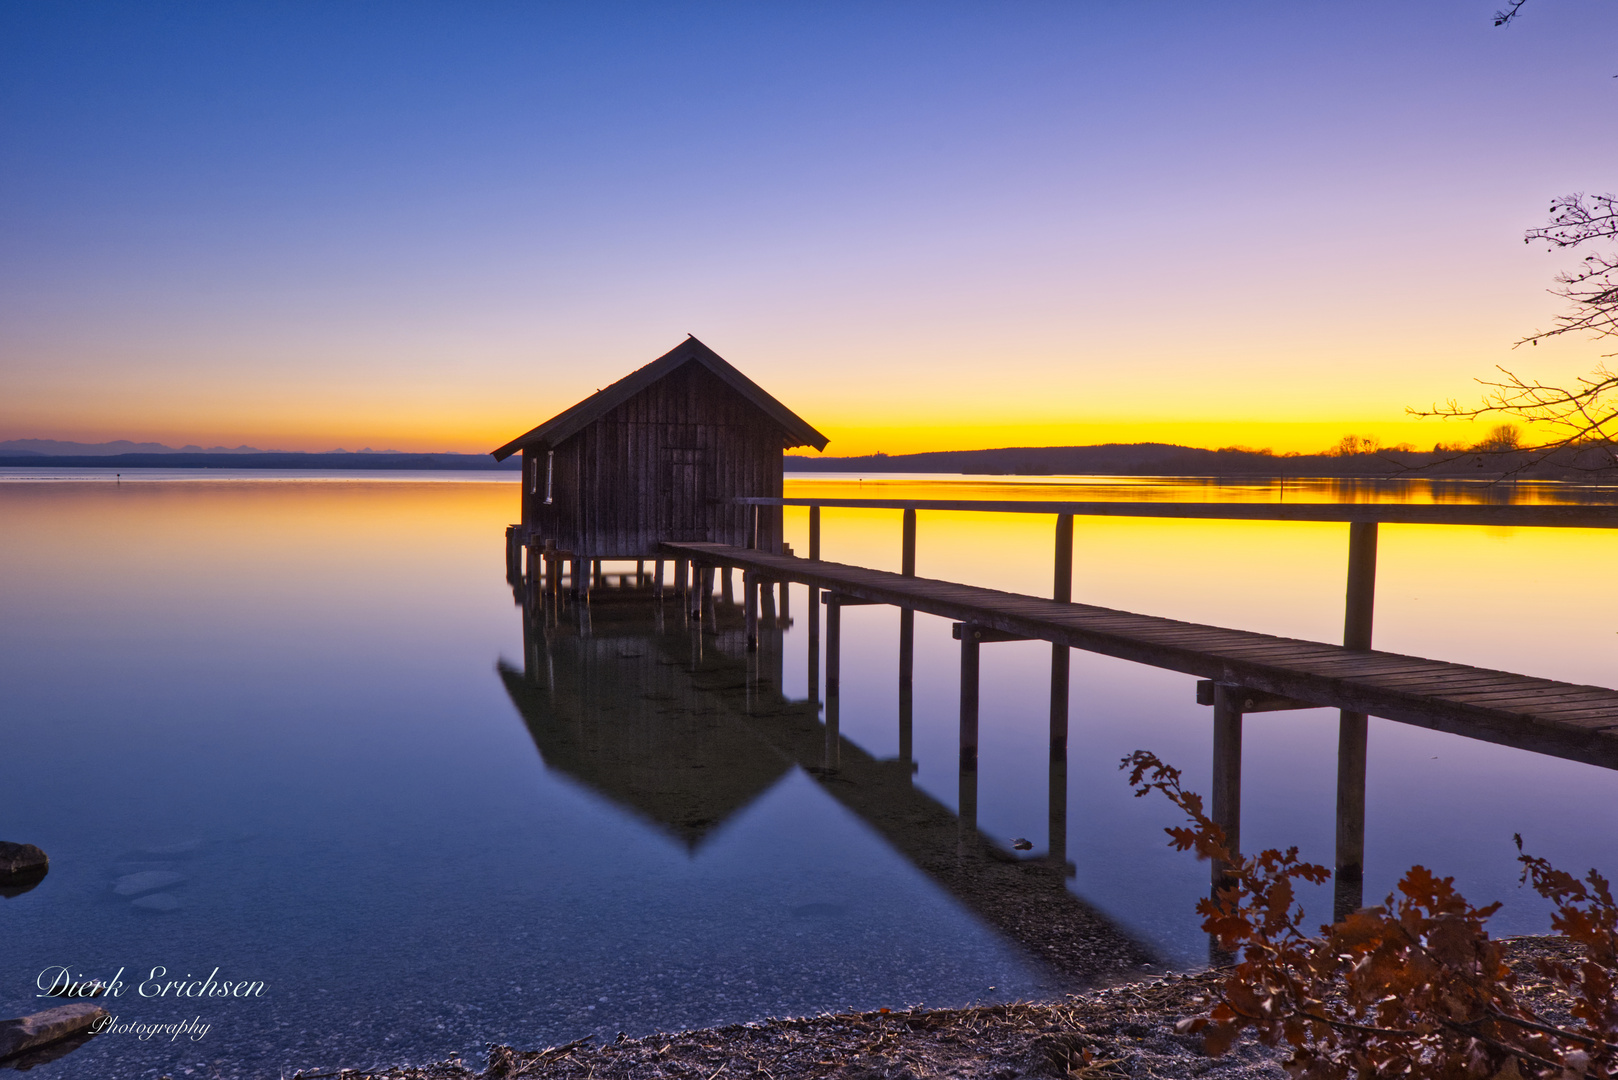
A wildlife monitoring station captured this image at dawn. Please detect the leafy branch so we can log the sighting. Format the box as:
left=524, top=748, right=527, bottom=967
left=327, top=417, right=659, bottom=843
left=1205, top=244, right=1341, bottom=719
left=1122, top=750, right=1618, bottom=1078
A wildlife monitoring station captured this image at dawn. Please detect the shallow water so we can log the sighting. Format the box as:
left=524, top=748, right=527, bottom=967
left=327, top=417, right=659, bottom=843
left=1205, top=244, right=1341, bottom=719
left=3, top=471, right=1616, bottom=1078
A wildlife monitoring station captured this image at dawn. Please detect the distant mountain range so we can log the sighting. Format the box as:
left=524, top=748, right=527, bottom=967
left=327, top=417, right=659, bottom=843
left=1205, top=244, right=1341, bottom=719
left=785, top=442, right=1607, bottom=479
left=0, top=439, right=412, bottom=456
left=0, top=439, right=1599, bottom=479
left=0, top=439, right=516, bottom=470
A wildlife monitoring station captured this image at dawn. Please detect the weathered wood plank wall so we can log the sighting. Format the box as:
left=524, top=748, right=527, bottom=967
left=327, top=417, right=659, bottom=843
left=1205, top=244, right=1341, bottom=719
left=522, top=364, right=785, bottom=558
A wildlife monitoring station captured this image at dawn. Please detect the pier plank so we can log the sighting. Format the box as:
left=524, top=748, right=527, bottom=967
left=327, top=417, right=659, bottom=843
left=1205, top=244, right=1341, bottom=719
left=662, top=541, right=1618, bottom=770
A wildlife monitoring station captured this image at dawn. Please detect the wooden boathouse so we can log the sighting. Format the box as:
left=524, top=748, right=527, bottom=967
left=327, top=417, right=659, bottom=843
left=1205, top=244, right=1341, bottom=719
left=491, top=337, right=828, bottom=576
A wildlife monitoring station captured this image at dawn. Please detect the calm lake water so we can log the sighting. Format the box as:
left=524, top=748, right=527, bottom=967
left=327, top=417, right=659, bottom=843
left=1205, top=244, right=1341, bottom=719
left=4, top=470, right=1618, bottom=1078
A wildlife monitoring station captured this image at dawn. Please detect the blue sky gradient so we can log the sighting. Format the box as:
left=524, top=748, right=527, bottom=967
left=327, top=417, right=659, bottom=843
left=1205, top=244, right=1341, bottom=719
left=3, top=1, right=1615, bottom=452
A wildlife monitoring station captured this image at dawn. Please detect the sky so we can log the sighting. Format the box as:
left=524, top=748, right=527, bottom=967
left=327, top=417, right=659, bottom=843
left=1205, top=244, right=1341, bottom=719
left=2, top=1, right=1616, bottom=456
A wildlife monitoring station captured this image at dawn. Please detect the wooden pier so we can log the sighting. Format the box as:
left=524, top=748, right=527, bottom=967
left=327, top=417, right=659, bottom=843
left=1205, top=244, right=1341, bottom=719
left=653, top=495, right=1618, bottom=919
left=661, top=540, right=1618, bottom=772
left=507, top=491, right=1618, bottom=923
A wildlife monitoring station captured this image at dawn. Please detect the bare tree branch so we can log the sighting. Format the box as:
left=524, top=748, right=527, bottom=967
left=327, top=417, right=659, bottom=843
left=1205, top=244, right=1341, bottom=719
left=1494, top=0, right=1533, bottom=26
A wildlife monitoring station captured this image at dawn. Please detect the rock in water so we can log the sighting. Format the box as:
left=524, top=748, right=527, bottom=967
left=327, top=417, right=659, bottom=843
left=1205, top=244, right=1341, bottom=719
left=0, top=842, right=48, bottom=880
left=112, top=870, right=186, bottom=896
left=1011, top=838, right=1033, bottom=851
left=0, top=1003, right=107, bottom=1062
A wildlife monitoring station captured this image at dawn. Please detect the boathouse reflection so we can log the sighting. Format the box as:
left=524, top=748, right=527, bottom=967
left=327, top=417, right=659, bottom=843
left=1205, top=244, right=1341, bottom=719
left=498, top=581, right=1156, bottom=988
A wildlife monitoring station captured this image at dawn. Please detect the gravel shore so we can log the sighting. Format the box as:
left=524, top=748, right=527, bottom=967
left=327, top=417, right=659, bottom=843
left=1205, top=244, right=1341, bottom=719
left=274, top=936, right=1582, bottom=1080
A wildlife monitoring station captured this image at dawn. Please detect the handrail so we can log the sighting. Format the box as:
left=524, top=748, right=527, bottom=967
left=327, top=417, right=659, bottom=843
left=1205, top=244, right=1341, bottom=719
left=736, top=496, right=1618, bottom=529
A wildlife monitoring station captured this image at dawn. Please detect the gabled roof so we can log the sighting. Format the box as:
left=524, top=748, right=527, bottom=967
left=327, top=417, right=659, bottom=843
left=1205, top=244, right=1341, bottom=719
left=490, top=336, right=829, bottom=461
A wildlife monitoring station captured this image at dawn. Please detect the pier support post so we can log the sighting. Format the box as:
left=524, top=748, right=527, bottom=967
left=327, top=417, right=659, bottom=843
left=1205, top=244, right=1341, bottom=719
left=826, top=595, right=841, bottom=698
left=1050, top=513, right=1074, bottom=758
left=524, top=539, right=540, bottom=606
left=653, top=558, right=665, bottom=601
left=1335, top=520, right=1378, bottom=920
left=1211, top=683, right=1243, bottom=889
left=1049, top=747, right=1069, bottom=873
left=824, top=594, right=841, bottom=769
left=777, top=578, right=789, bottom=623
left=745, top=570, right=759, bottom=652
left=701, top=567, right=717, bottom=632
left=808, top=505, right=822, bottom=703
left=899, top=506, right=916, bottom=745
left=722, top=566, right=735, bottom=606
left=808, top=587, right=821, bottom=705
left=760, top=578, right=777, bottom=626
left=960, top=626, right=980, bottom=772
left=959, top=754, right=978, bottom=851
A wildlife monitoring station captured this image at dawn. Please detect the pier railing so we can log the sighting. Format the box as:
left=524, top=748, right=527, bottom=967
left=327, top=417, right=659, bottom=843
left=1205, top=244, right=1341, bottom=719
left=721, top=494, right=1618, bottom=919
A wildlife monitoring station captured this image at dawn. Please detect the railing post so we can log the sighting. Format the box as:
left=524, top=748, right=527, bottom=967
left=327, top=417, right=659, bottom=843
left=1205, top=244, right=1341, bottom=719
left=1335, top=520, right=1378, bottom=919
left=900, top=508, right=917, bottom=582
left=1050, top=513, right=1074, bottom=758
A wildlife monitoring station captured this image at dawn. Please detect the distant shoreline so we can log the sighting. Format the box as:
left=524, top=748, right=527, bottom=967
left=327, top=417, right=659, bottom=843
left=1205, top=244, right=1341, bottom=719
left=0, top=452, right=519, bottom=471
left=0, top=438, right=1611, bottom=480
left=785, top=442, right=1615, bottom=481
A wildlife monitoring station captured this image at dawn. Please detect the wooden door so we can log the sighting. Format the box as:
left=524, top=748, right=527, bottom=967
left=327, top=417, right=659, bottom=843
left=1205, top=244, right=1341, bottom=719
left=660, top=447, right=709, bottom=541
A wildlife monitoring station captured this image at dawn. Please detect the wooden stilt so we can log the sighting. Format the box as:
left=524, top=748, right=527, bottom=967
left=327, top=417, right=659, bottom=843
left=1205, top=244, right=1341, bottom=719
left=760, top=578, right=776, bottom=626
left=1050, top=645, right=1070, bottom=759
left=744, top=570, right=759, bottom=651
left=824, top=592, right=840, bottom=769
left=1049, top=750, right=1069, bottom=873
left=899, top=674, right=913, bottom=763
left=807, top=584, right=821, bottom=705
left=721, top=566, right=734, bottom=606
left=825, top=595, right=841, bottom=697
left=1211, top=683, right=1243, bottom=889
left=653, top=558, right=665, bottom=600
left=960, top=627, right=980, bottom=772
left=701, top=566, right=717, bottom=632
left=778, top=578, right=789, bottom=623
left=1335, top=520, right=1378, bottom=919
left=958, top=754, right=978, bottom=855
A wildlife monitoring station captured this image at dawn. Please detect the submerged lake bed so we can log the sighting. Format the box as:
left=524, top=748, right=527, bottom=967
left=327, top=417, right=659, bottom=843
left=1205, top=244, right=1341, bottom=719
left=3, top=470, right=1617, bottom=1078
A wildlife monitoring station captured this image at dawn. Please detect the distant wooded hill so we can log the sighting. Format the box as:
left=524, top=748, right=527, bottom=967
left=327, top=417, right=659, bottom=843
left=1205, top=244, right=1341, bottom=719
left=0, top=447, right=518, bottom=470
left=785, top=442, right=1612, bottom=479
left=2, top=439, right=1607, bottom=478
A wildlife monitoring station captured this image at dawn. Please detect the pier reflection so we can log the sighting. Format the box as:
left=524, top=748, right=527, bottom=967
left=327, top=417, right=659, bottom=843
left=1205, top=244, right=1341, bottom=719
left=499, top=583, right=1157, bottom=988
